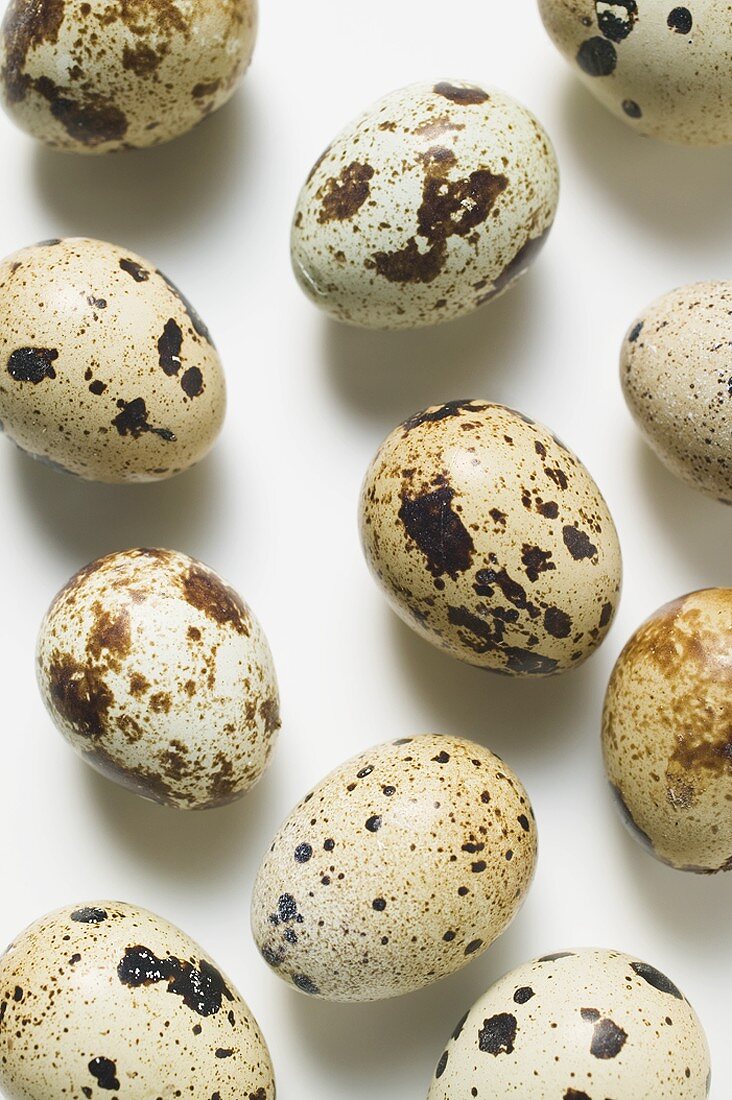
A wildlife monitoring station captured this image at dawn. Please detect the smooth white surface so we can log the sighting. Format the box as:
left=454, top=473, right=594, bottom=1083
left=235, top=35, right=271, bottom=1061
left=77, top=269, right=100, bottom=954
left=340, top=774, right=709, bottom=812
left=0, top=3, right=730, bottom=1098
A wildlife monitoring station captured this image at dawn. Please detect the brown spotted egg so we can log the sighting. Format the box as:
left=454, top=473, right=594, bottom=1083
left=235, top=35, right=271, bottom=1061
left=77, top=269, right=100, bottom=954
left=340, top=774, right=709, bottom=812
left=0, top=237, right=225, bottom=482
left=621, top=282, right=732, bottom=503
left=359, top=401, right=622, bottom=676
left=538, top=0, right=732, bottom=145
left=291, top=80, right=559, bottom=329
left=36, top=547, right=280, bottom=810
left=251, top=734, right=537, bottom=1002
left=428, top=948, right=711, bottom=1099
left=0, top=0, right=257, bottom=152
left=603, top=588, right=732, bottom=873
left=0, top=901, right=275, bottom=1099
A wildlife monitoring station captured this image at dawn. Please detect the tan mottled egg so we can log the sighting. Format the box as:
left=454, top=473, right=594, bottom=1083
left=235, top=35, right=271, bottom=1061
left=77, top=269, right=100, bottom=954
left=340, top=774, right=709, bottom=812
left=36, top=547, right=281, bottom=810
left=621, top=282, right=732, bottom=503
left=0, top=0, right=257, bottom=153
left=251, top=734, right=537, bottom=1003
left=538, top=0, right=732, bottom=145
left=0, top=237, right=225, bottom=482
left=428, top=948, right=711, bottom=1099
left=359, top=401, right=622, bottom=676
left=603, top=588, right=732, bottom=873
left=0, top=901, right=275, bottom=1099
left=291, top=80, right=559, bottom=329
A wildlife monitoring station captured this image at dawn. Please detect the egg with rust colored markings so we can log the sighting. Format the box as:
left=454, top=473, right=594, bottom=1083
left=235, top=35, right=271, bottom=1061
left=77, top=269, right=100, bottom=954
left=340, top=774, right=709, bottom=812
left=0, top=237, right=225, bottom=482
left=621, top=282, right=732, bottom=503
left=603, top=588, right=732, bottom=873
left=36, top=547, right=280, bottom=810
left=428, top=948, right=711, bottom=1099
left=0, top=901, right=275, bottom=1099
left=291, top=80, right=559, bottom=329
left=251, top=734, right=537, bottom=1002
left=538, top=0, right=732, bottom=145
left=0, top=0, right=257, bottom=152
left=359, top=400, right=622, bottom=675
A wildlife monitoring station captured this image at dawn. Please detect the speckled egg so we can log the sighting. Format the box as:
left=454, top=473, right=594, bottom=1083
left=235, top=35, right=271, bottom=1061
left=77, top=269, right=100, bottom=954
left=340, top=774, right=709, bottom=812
left=428, top=948, right=711, bottom=1098
left=291, top=80, right=559, bottom=329
left=359, top=400, right=622, bottom=676
left=603, top=588, right=732, bottom=873
left=0, top=237, right=225, bottom=482
left=621, top=282, right=732, bottom=503
left=0, top=0, right=257, bottom=152
left=251, top=734, right=537, bottom=1002
left=0, top=900, right=275, bottom=1099
left=538, top=0, right=732, bottom=145
left=36, top=547, right=280, bottom=809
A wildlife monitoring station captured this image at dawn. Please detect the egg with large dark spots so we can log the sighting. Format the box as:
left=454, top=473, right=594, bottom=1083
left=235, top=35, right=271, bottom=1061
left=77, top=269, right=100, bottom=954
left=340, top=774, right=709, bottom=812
left=428, top=948, right=710, bottom=1098
left=291, top=80, right=559, bottom=329
left=0, top=237, right=225, bottom=482
left=36, top=547, right=281, bottom=810
left=0, top=0, right=257, bottom=153
left=0, top=901, right=276, bottom=1099
left=359, top=400, right=622, bottom=675
left=603, top=588, right=732, bottom=873
left=539, top=0, right=732, bottom=145
left=251, top=734, right=537, bottom=1002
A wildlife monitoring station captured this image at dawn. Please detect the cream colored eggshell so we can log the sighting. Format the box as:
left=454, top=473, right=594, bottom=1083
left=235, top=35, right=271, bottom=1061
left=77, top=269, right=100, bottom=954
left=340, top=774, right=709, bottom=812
left=291, top=80, right=559, bottom=329
left=0, top=0, right=257, bottom=152
left=359, top=400, right=622, bottom=676
left=538, top=0, right=732, bottom=145
left=603, top=588, right=732, bottom=873
left=0, top=901, right=275, bottom=1100
left=428, top=948, right=711, bottom=1099
left=0, top=237, right=225, bottom=482
left=36, top=547, right=280, bottom=810
left=251, top=734, right=537, bottom=1003
left=621, top=281, right=732, bottom=503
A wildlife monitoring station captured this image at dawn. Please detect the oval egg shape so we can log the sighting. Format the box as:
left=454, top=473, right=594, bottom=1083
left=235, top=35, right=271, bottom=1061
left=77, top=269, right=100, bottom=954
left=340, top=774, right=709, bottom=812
left=251, top=734, right=537, bottom=1002
left=359, top=400, right=622, bottom=675
left=36, top=547, right=281, bottom=809
left=603, top=588, right=732, bottom=873
left=0, top=0, right=257, bottom=152
left=291, top=80, right=559, bottom=329
left=0, top=901, right=275, bottom=1099
left=0, top=237, right=225, bottom=482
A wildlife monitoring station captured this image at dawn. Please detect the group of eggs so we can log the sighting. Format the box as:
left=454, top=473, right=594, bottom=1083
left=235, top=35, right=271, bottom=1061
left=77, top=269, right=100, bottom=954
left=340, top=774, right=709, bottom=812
left=0, top=0, right=729, bottom=1098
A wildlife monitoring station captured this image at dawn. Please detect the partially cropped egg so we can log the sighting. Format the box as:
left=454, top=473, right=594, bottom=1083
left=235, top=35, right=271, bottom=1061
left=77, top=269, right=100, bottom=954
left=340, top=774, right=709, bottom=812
left=36, top=547, right=280, bottom=809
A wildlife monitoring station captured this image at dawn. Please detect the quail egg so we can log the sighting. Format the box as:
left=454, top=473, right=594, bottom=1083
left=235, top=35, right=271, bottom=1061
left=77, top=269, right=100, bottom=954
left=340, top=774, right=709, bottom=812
left=621, top=282, right=732, bottom=503
left=603, top=588, right=732, bottom=873
left=428, top=947, right=710, bottom=1098
left=291, top=80, right=559, bottom=329
left=359, top=400, right=622, bottom=675
left=251, top=734, right=537, bottom=1002
left=0, top=237, right=225, bottom=482
left=0, top=0, right=257, bottom=152
left=538, top=0, right=732, bottom=145
left=36, top=547, right=280, bottom=809
left=0, top=900, right=275, bottom=1099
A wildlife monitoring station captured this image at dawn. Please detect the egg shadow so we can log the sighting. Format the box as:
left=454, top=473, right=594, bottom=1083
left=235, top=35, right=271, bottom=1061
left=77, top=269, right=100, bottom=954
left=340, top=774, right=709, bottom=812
left=560, top=78, right=732, bottom=245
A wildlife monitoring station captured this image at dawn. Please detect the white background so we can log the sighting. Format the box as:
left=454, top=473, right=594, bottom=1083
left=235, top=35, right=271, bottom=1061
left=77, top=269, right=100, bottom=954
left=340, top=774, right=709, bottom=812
left=0, top=2, right=730, bottom=1097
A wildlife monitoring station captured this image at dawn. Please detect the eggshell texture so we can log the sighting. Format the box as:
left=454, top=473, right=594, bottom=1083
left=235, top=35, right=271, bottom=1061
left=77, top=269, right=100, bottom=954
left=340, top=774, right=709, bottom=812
left=621, top=282, right=732, bottom=503
left=0, top=237, right=225, bottom=482
left=428, top=948, right=711, bottom=1099
left=291, top=80, right=558, bottom=329
left=603, top=588, right=732, bottom=873
left=36, top=547, right=280, bottom=810
left=251, top=734, right=537, bottom=1002
left=538, top=0, right=732, bottom=146
left=0, top=0, right=257, bottom=153
left=359, top=400, right=622, bottom=676
left=0, top=900, right=275, bottom=1099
